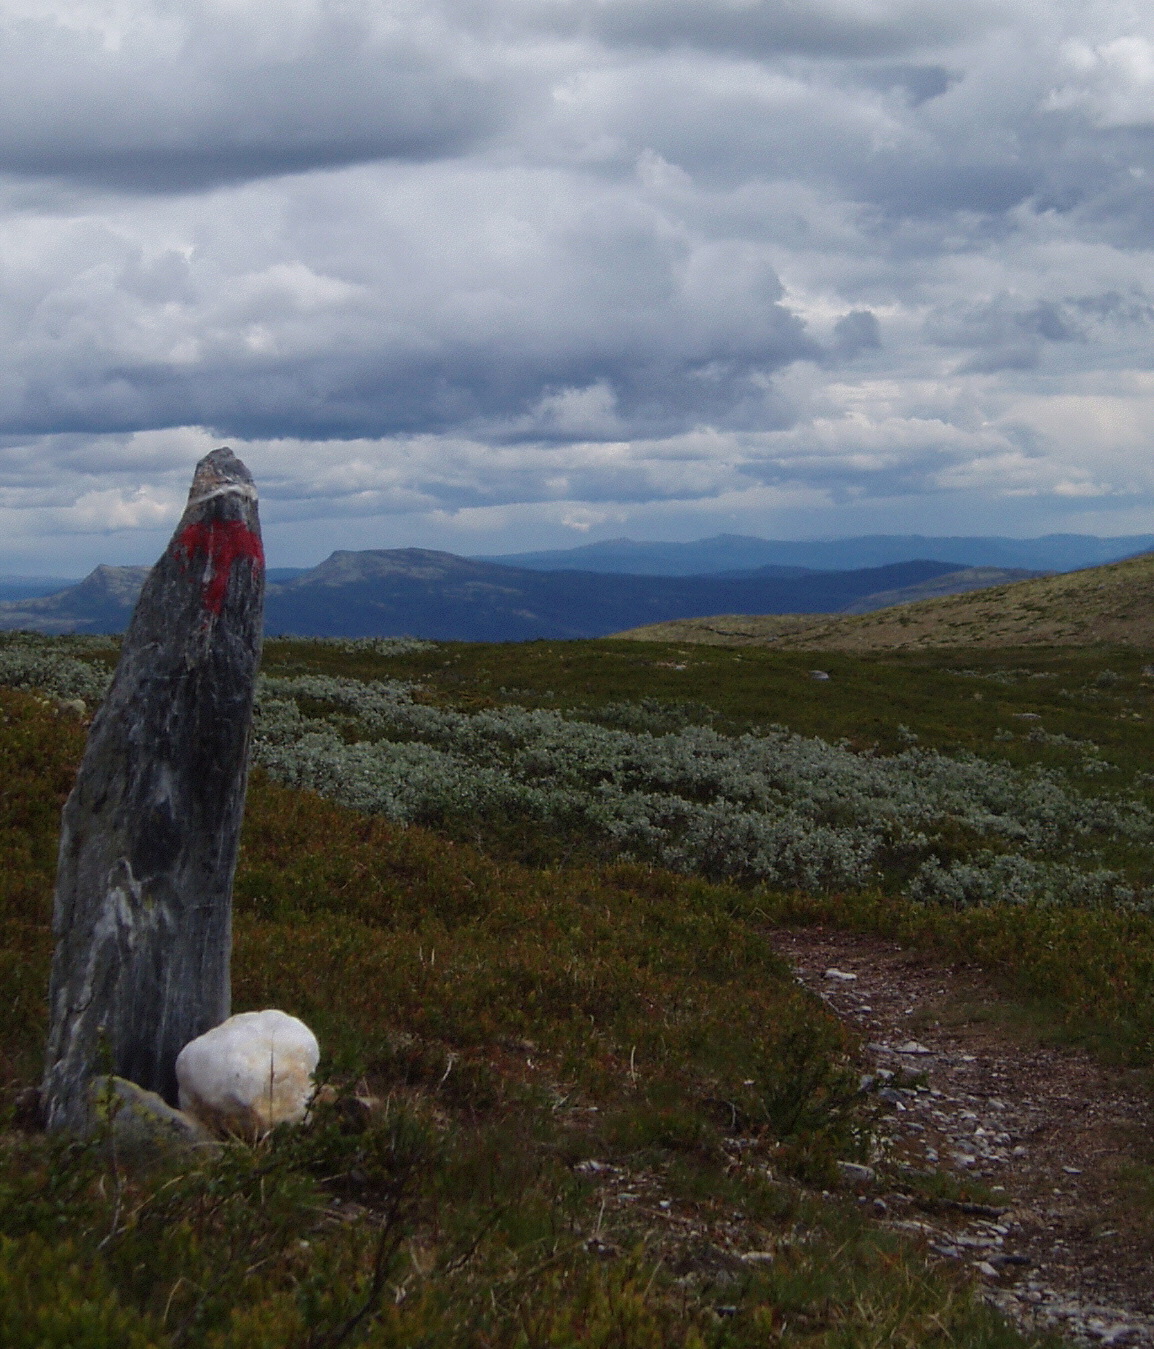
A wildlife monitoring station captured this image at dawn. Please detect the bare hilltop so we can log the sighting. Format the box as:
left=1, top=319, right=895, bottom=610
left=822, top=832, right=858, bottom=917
left=614, top=549, right=1154, bottom=650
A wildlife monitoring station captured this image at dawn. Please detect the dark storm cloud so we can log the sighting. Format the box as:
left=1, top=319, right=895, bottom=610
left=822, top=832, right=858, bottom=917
left=1071, top=290, right=1154, bottom=324
left=3, top=129, right=489, bottom=197
left=0, top=150, right=820, bottom=446
left=925, top=290, right=1154, bottom=373
left=520, top=0, right=992, bottom=60
left=0, top=275, right=817, bottom=442
left=853, top=64, right=957, bottom=106
left=850, top=158, right=1036, bottom=219
left=0, top=3, right=513, bottom=192
left=831, top=310, right=881, bottom=360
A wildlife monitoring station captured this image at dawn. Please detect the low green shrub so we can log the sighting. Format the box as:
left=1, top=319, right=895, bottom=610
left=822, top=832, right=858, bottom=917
left=0, top=640, right=1131, bottom=1344
left=0, top=685, right=1048, bottom=1346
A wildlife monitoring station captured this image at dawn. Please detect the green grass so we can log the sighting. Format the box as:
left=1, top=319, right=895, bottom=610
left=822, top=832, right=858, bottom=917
left=262, top=636, right=1154, bottom=780
left=35, top=632, right=1154, bottom=771
left=0, top=681, right=1056, bottom=1347
left=253, top=633, right=1154, bottom=1065
left=6, top=631, right=1152, bottom=1344
left=0, top=687, right=88, bottom=1086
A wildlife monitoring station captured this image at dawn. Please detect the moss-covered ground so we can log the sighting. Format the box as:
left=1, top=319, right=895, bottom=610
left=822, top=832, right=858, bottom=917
left=5, top=632, right=1147, bottom=1345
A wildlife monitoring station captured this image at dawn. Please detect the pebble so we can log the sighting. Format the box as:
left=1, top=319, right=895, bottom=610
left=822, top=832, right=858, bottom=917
left=987, top=1287, right=1154, bottom=1347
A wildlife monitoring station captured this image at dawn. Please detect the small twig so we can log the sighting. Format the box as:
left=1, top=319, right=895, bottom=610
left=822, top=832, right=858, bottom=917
left=642, top=1258, right=665, bottom=1298
left=314, top=1189, right=408, bottom=1349
left=97, top=1092, right=125, bottom=1252
left=162, top=1276, right=194, bottom=1329
left=267, top=1039, right=277, bottom=1135
left=438, top=1054, right=457, bottom=1088
left=436, top=1205, right=508, bottom=1278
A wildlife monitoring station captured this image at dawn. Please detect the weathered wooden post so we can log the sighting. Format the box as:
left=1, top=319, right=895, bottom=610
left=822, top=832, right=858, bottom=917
left=42, top=448, right=265, bottom=1132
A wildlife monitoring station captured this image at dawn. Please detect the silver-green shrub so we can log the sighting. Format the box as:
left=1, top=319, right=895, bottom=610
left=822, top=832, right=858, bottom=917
left=0, top=638, right=112, bottom=704
left=908, top=855, right=1139, bottom=908
left=3, top=638, right=1148, bottom=906
left=252, top=672, right=1152, bottom=903
left=268, top=636, right=435, bottom=657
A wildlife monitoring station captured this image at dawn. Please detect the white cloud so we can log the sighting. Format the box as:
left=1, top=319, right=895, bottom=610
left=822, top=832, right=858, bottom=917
left=0, top=0, right=520, bottom=190
left=1046, top=35, right=1154, bottom=128
left=0, top=0, right=1153, bottom=569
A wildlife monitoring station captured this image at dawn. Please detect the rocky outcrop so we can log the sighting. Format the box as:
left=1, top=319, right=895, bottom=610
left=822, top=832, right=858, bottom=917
left=88, top=1075, right=217, bottom=1166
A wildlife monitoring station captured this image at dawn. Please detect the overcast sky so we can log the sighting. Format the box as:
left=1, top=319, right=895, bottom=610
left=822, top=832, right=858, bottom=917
left=1, top=0, right=1153, bottom=571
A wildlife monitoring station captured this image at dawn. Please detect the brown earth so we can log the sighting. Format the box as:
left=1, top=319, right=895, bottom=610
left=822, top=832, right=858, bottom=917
left=771, top=926, right=1154, bottom=1346
left=613, top=551, right=1154, bottom=651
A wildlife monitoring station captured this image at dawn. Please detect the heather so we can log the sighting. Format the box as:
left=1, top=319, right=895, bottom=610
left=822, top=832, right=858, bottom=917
left=2, top=630, right=1151, bottom=1345
left=0, top=683, right=1043, bottom=1347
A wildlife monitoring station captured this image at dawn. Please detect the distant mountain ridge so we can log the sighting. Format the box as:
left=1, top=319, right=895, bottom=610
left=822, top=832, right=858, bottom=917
left=478, top=532, right=1154, bottom=576
left=0, top=565, right=151, bottom=635
left=259, top=550, right=975, bottom=641
left=0, top=549, right=1036, bottom=640
left=0, top=575, right=80, bottom=603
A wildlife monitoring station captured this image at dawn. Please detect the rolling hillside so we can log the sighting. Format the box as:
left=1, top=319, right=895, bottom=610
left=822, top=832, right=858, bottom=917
left=0, top=565, right=150, bottom=635
left=261, top=550, right=969, bottom=640
left=615, top=550, right=1154, bottom=650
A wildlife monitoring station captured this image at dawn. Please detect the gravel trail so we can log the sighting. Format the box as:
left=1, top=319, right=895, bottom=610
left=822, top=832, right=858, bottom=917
left=772, top=927, right=1154, bottom=1347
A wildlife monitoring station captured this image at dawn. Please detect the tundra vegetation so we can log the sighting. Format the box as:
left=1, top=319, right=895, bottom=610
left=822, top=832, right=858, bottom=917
left=5, top=629, right=1154, bottom=1344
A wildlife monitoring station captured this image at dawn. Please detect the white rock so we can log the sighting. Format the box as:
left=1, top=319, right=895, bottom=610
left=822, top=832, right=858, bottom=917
left=176, top=1010, right=319, bottom=1139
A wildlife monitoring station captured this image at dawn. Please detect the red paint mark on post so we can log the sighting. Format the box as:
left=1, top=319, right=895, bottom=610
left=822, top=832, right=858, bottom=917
left=174, top=519, right=264, bottom=614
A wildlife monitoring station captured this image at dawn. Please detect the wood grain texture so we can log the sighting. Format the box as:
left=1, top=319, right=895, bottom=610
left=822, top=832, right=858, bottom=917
left=42, top=448, right=264, bottom=1130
